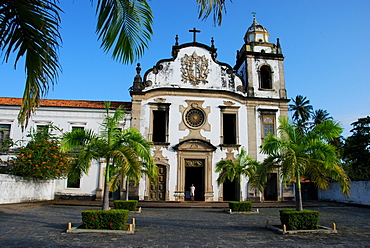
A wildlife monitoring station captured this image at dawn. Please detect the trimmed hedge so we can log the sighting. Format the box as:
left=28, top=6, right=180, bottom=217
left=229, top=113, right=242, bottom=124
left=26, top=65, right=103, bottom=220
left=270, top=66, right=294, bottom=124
left=81, top=209, right=129, bottom=230
left=114, top=200, right=138, bottom=211
left=279, top=209, right=320, bottom=230
left=229, top=201, right=252, bottom=212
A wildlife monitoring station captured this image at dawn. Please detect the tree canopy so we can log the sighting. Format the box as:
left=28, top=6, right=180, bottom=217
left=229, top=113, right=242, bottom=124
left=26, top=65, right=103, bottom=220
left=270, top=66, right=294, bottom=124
left=254, top=116, right=350, bottom=211
left=342, top=116, right=370, bottom=181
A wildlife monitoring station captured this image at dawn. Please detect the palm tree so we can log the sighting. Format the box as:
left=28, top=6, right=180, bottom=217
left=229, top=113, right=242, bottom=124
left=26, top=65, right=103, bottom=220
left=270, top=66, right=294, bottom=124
left=215, top=147, right=258, bottom=200
left=61, top=102, right=157, bottom=210
left=1, top=0, right=227, bottom=129
left=312, top=109, right=333, bottom=126
left=289, top=95, right=313, bottom=130
left=254, top=116, right=350, bottom=211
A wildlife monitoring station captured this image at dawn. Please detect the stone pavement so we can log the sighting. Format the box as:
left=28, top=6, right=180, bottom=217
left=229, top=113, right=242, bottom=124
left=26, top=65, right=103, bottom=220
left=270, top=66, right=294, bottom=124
left=0, top=201, right=369, bottom=247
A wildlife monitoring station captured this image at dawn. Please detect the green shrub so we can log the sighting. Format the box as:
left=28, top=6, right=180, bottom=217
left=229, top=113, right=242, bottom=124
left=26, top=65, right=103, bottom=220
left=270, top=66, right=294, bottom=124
left=229, top=201, right=252, bottom=212
left=6, top=126, right=72, bottom=180
left=279, top=209, right=320, bottom=230
left=0, top=138, right=15, bottom=154
left=81, top=209, right=129, bottom=230
left=114, top=200, right=138, bottom=211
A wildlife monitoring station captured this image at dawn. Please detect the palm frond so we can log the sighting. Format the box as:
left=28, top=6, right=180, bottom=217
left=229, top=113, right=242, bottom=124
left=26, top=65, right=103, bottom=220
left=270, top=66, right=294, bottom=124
left=0, top=0, right=62, bottom=129
left=61, top=129, right=98, bottom=152
left=215, top=147, right=257, bottom=186
left=196, top=0, right=228, bottom=26
left=251, top=155, right=279, bottom=191
left=95, top=0, right=153, bottom=64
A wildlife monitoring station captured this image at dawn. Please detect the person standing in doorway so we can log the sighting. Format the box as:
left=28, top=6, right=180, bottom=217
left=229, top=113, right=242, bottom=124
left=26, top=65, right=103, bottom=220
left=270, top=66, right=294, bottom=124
left=190, top=184, right=195, bottom=201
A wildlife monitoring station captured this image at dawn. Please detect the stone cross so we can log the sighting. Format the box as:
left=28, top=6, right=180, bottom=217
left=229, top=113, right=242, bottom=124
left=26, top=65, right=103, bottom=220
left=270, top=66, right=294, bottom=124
left=189, top=27, right=201, bottom=42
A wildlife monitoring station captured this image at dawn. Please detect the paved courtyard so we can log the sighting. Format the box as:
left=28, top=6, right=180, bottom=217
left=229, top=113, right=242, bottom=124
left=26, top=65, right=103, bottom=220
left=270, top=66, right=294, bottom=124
left=0, top=202, right=369, bottom=247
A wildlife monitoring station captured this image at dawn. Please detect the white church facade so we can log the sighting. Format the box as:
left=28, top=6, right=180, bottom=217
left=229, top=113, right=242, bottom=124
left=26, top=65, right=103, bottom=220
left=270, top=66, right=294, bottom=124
left=0, top=18, right=293, bottom=202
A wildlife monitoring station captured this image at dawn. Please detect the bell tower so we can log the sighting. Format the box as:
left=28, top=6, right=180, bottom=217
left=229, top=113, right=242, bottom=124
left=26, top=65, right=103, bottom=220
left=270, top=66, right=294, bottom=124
left=234, top=15, right=286, bottom=99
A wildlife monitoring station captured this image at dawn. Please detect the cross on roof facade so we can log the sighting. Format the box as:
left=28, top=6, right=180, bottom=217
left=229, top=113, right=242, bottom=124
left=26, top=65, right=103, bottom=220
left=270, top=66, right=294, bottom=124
left=189, top=27, right=201, bottom=42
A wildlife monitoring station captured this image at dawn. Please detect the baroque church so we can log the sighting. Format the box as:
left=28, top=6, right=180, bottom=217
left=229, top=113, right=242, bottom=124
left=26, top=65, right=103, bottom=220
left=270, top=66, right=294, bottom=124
left=0, top=17, right=293, bottom=202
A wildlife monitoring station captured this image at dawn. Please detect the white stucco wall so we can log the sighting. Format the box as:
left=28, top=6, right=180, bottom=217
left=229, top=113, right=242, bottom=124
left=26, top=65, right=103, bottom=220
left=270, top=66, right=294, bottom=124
left=0, top=174, right=55, bottom=204
left=54, top=161, right=101, bottom=198
left=318, top=181, right=370, bottom=206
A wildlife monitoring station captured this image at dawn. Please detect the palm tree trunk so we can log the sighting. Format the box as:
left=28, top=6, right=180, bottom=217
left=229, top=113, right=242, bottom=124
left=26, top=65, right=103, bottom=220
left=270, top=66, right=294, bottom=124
left=295, top=172, right=303, bottom=211
left=125, top=177, right=129, bottom=201
left=102, top=181, right=110, bottom=210
left=102, top=158, right=110, bottom=210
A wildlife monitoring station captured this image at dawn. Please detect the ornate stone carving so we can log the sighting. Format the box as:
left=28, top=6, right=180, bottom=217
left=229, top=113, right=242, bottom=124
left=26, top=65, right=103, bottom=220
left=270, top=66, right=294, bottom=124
left=225, top=148, right=235, bottom=161
left=223, top=101, right=235, bottom=106
left=237, top=85, right=245, bottom=92
left=153, top=146, right=168, bottom=164
left=181, top=52, right=209, bottom=86
left=154, top=98, right=167, bottom=103
left=144, top=80, right=152, bottom=88
left=185, top=108, right=205, bottom=128
left=185, top=159, right=204, bottom=167
left=179, top=100, right=211, bottom=142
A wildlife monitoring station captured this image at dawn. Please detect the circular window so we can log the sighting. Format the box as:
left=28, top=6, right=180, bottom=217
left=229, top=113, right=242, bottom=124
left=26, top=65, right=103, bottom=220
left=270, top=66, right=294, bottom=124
left=185, top=108, right=205, bottom=128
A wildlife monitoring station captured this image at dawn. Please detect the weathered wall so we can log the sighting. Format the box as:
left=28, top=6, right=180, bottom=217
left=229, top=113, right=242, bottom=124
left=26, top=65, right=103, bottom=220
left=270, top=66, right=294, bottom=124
left=0, top=174, right=55, bottom=204
left=318, top=181, right=370, bottom=206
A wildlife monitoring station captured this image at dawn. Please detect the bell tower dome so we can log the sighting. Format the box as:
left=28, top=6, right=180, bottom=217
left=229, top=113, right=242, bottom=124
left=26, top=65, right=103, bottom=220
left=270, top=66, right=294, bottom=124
left=244, top=16, right=270, bottom=44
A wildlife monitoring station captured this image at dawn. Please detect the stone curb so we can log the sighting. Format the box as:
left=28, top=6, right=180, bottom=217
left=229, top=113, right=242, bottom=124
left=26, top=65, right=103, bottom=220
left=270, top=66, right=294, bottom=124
left=265, top=224, right=338, bottom=235
left=223, top=209, right=260, bottom=214
left=66, top=225, right=135, bottom=235
left=66, top=219, right=136, bottom=235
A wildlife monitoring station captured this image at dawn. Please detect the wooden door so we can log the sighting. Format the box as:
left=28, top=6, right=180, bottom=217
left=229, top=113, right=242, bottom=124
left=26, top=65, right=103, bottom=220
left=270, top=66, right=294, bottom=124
left=149, top=164, right=166, bottom=201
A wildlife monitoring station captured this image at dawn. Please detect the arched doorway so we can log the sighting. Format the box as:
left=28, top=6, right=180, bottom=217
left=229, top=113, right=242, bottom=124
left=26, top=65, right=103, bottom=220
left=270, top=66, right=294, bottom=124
left=149, top=164, right=167, bottom=201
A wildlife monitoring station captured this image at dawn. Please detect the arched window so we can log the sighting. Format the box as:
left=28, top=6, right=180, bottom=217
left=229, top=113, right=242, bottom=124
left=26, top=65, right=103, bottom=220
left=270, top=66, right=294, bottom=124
left=260, top=65, right=272, bottom=89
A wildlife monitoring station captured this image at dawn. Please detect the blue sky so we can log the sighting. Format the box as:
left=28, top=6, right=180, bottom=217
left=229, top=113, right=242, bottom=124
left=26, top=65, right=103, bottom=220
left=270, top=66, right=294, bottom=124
left=1, top=0, right=369, bottom=137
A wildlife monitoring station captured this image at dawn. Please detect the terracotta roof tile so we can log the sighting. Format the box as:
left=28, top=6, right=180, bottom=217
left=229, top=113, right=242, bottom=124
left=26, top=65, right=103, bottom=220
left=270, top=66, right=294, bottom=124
left=0, top=97, right=131, bottom=110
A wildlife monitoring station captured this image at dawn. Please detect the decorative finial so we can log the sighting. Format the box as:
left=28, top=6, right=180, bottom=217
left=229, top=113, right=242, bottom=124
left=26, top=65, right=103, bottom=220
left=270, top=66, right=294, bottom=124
left=133, top=63, right=143, bottom=91
left=252, top=12, right=257, bottom=24
left=189, top=27, right=201, bottom=42
left=136, top=63, right=141, bottom=75
left=211, top=37, right=215, bottom=49
left=276, top=38, right=282, bottom=54
left=175, top=35, right=179, bottom=46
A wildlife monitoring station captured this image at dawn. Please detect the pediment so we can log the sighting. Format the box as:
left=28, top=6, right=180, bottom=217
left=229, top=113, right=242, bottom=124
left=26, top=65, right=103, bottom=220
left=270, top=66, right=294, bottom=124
left=173, top=139, right=217, bottom=152
left=142, top=44, right=244, bottom=94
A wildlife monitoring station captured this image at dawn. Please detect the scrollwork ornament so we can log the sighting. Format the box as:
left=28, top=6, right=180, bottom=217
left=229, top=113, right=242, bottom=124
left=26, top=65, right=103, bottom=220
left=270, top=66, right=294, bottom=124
left=181, top=52, right=209, bottom=86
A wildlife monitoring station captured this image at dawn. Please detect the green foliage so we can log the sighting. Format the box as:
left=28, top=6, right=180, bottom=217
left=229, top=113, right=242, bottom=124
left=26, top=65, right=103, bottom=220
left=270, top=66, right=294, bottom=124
left=279, top=209, right=320, bottom=230
left=342, top=116, right=370, bottom=181
left=196, top=0, right=227, bottom=26
left=229, top=201, right=252, bottom=212
left=289, top=95, right=313, bottom=124
left=6, top=125, right=71, bottom=180
left=114, top=200, right=138, bottom=211
left=215, top=147, right=257, bottom=185
left=254, top=116, right=350, bottom=211
left=0, top=138, right=15, bottom=154
left=81, top=209, right=129, bottom=230
left=62, top=102, right=156, bottom=210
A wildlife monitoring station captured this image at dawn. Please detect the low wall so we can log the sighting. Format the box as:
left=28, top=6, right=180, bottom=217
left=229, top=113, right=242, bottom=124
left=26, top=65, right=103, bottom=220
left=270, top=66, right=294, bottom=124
left=318, top=181, right=370, bottom=206
left=0, top=174, right=55, bottom=204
